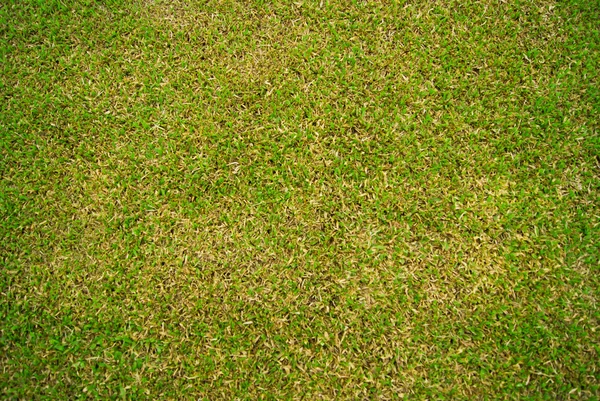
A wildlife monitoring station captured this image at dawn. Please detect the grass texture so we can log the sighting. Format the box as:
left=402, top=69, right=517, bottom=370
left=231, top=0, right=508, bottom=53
left=1, top=0, right=599, bottom=399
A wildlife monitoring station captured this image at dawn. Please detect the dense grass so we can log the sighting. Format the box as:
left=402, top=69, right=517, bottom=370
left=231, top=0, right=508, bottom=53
left=1, top=0, right=599, bottom=399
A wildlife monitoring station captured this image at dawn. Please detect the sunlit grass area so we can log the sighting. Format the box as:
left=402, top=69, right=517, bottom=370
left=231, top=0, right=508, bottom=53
left=1, top=0, right=599, bottom=399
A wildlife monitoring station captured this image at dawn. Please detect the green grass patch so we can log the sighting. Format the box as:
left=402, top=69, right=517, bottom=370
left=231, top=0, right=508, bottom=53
left=1, top=0, right=599, bottom=399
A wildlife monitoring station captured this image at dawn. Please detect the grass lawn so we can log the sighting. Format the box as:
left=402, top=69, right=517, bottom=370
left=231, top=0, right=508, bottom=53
left=1, top=0, right=599, bottom=399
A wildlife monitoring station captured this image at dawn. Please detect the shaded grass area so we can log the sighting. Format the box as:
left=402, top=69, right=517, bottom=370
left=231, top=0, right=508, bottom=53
left=1, top=0, right=599, bottom=398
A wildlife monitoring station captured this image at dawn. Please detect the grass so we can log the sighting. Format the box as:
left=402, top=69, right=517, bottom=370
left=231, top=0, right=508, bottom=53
left=1, top=0, right=599, bottom=399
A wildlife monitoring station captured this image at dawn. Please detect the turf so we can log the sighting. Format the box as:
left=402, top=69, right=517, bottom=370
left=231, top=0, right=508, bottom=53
left=1, top=0, right=599, bottom=399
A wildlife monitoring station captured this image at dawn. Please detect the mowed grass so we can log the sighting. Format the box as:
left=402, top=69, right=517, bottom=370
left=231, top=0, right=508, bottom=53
left=1, top=0, right=599, bottom=399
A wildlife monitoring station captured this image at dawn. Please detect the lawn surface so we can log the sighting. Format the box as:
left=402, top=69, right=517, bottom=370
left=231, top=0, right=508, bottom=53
left=1, top=0, right=599, bottom=399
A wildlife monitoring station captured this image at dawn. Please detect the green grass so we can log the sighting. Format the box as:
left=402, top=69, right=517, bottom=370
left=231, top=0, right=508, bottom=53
left=1, top=0, right=599, bottom=399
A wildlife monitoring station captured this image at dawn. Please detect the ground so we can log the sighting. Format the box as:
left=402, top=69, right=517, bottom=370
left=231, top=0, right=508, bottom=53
left=1, top=0, right=599, bottom=399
